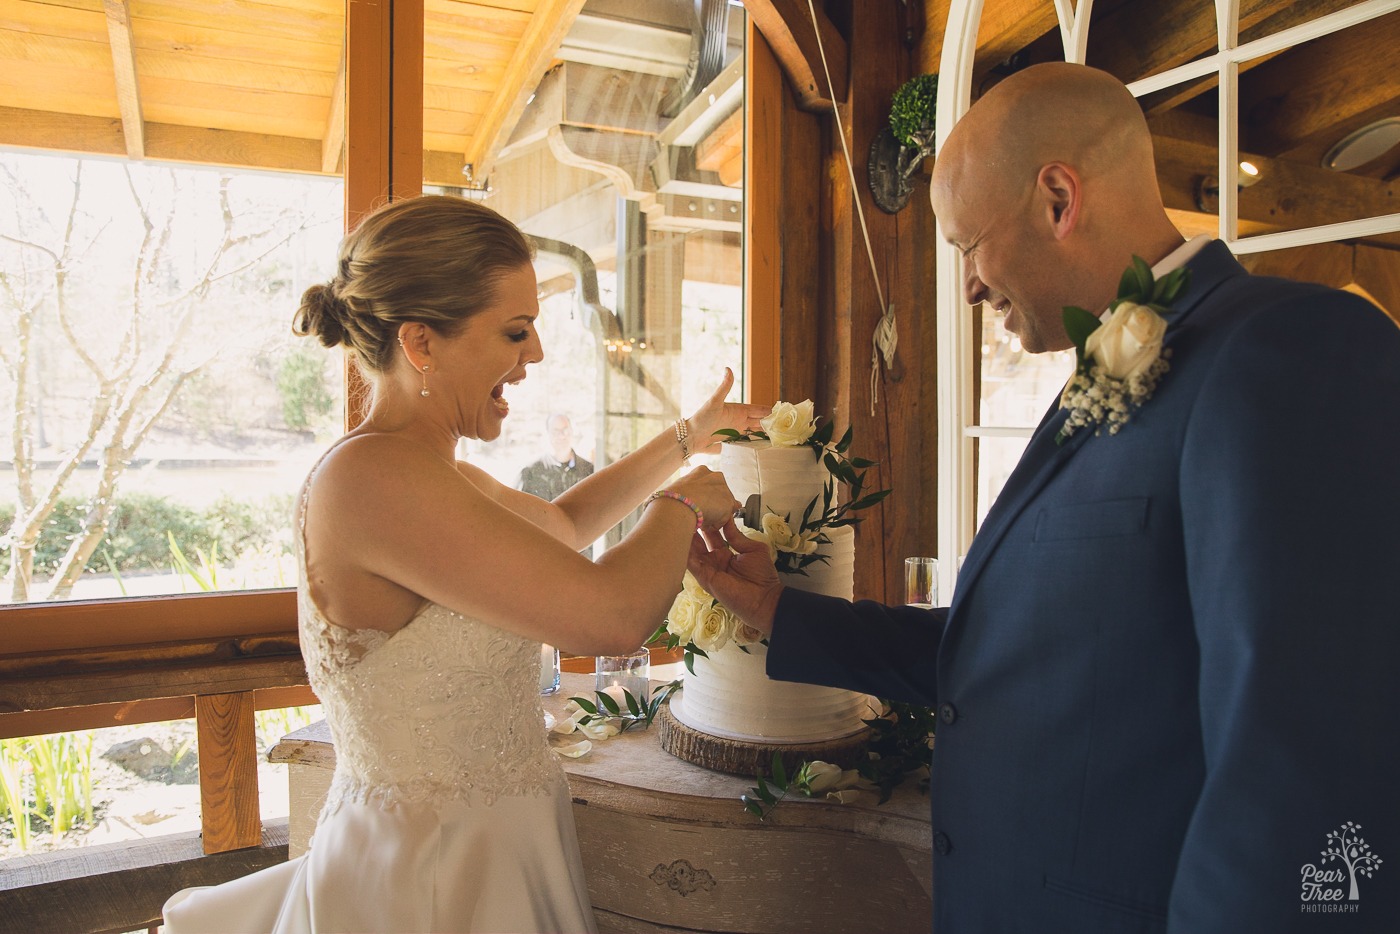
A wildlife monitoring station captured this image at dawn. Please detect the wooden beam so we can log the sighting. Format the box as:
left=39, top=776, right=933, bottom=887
left=322, top=38, right=347, bottom=174
left=971, top=0, right=1058, bottom=77
left=101, top=0, right=145, bottom=159
left=391, top=0, right=423, bottom=199
left=195, top=692, right=262, bottom=854
left=464, top=0, right=587, bottom=182
left=744, top=19, right=782, bottom=408
left=1088, top=0, right=1281, bottom=87
left=1150, top=116, right=1400, bottom=235
left=0, top=654, right=307, bottom=714
left=1134, top=0, right=1357, bottom=116
left=1239, top=11, right=1400, bottom=158
left=694, top=107, right=743, bottom=186
left=742, top=0, right=848, bottom=113
left=0, top=822, right=288, bottom=934
left=0, top=685, right=318, bottom=741
left=0, top=589, right=296, bottom=656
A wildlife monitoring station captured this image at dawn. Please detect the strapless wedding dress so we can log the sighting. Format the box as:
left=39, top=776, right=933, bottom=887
left=162, top=483, right=596, bottom=933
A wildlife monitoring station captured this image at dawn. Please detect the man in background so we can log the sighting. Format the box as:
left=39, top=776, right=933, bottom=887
left=518, top=413, right=594, bottom=557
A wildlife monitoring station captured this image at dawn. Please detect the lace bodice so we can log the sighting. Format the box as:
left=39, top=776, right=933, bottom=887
left=296, top=472, right=563, bottom=815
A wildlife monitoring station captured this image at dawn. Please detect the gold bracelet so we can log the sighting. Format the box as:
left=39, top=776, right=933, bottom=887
left=674, top=418, right=691, bottom=461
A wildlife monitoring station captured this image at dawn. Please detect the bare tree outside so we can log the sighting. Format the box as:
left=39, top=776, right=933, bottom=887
left=0, top=154, right=339, bottom=603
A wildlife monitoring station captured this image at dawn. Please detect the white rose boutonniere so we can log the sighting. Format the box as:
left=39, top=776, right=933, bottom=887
left=1057, top=256, right=1190, bottom=444
left=759, top=399, right=818, bottom=446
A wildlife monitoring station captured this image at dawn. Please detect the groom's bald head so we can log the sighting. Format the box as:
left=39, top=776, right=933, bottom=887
left=930, top=63, right=1183, bottom=353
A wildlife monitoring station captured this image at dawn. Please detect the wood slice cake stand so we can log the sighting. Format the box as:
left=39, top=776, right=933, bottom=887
left=657, top=697, right=870, bottom=777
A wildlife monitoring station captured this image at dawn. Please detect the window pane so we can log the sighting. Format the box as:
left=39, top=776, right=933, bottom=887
left=427, top=3, right=747, bottom=553
left=975, top=311, right=1073, bottom=521
left=0, top=156, right=344, bottom=605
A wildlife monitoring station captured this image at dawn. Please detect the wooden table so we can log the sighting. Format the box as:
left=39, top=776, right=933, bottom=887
left=270, top=673, right=933, bottom=934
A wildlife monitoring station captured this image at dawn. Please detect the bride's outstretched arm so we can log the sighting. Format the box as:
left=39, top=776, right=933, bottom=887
left=486, top=369, right=766, bottom=551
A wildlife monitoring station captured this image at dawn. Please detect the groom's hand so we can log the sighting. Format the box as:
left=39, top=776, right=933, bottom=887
left=687, top=519, right=783, bottom=634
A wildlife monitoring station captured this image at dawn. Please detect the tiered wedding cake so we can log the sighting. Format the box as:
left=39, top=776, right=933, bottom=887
left=668, top=439, right=873, bottom=743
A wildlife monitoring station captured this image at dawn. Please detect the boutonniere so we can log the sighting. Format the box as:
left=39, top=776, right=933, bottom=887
left=1056, top=256, right=1191, bottom=444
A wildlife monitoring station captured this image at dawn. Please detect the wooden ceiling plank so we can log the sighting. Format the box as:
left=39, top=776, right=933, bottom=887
left=1239, top=11, right=1400, bottom=157
left=463, top=0, right=587, bottom=182
left=741, top=0, right=846, bottom=112
left=1086, top=0, right=1279, bottom=86
left=4, top=0, right=108, bottom=43
left=322, top=39, right=346, bottom=174
left=127, top=0, right=343, bottom=46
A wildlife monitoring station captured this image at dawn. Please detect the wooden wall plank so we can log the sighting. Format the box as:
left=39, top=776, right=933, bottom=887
left=744, top=19, right=782, bottom=408
left=0, top=656, right=308, bottom=714
left=195, top=692, right=262, bottom=854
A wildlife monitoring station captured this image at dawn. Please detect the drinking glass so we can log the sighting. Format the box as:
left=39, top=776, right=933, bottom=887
left=595, top=648, right=650, bottom=708
left=905, top=557, right=938, bottom=609
left=539, top=643, right=561, bottom=695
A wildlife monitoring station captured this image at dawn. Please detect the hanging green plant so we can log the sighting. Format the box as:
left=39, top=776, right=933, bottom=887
left=869, top=73, right=939, bottom=214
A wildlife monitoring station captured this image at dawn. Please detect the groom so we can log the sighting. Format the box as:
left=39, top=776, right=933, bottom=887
left=691, top=63, right=1400, bottom=932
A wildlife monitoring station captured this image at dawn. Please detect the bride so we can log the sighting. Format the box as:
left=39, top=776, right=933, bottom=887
left=162, top=195, right=764, bottom=933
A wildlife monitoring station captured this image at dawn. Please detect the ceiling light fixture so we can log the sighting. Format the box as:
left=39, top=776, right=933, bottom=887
left=1323, top=118, right=1400, bottom=172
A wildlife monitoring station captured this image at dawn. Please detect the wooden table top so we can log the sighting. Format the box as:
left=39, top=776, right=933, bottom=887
left=270, top=672, right=932, bottom=851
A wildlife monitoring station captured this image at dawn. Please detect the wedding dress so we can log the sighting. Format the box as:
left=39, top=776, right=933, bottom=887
left=162, top=477, right=597, bottom=934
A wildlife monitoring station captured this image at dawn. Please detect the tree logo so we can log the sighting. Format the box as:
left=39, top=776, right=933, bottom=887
left=1300, top=822, right=1383, bottom=911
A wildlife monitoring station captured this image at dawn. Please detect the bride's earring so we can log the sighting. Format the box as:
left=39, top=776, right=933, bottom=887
left=421, top=365, right=430, bottom=397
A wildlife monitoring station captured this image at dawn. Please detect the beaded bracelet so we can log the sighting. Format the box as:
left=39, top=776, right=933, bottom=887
left=645, top=489, right=704, bottom=530
left=673, top=417, right=691, bottom=461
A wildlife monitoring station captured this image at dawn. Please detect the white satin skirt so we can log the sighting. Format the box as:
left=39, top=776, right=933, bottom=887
left=162, top=785, right=597, bottom=934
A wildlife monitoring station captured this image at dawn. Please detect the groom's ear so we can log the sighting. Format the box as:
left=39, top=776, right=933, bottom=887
left=1034, top=162, right=1080, bottom=241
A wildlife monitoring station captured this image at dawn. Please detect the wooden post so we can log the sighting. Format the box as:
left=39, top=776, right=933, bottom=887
left=195, top=692, right=261, bottom=854
left=343, top=0, right=424, bottom=429
left=744, top=20, right=783, bottom=407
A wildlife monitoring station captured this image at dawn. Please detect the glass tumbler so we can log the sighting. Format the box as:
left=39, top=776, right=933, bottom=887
left=594, top=648, right=650, bottom=708
left=904, top=557, right=938, bottom=609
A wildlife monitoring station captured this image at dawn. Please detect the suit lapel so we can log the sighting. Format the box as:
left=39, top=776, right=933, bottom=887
left=947, top=240, right=1248, bottom=618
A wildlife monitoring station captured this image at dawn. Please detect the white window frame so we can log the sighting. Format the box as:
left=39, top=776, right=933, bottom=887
left=933, top=0, right=1400, bottom=602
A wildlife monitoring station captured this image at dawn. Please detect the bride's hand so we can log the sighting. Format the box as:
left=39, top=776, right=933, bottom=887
left=685, top=368, right=769, bottom=457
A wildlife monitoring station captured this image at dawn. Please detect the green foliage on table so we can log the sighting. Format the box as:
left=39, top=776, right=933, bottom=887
left=569, top=680, right=683, bottom=733
left=741, top=701, right=936, bottom=820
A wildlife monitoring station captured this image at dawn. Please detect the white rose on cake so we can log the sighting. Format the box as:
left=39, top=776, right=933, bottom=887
left=1084, top=301, right=1167, bottom=380
left=741, top=526, right=778, bottom=562
left=761, top=513, right=818, bottom=555
left=664, top=591, right=700, bottom=643
left=693, top=602, right=736, bottom=654
left=760, top=399, right=818, bottom=446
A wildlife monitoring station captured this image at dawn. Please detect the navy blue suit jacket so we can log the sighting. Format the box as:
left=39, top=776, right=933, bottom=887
left=768, top=242, right=1400, bottom=932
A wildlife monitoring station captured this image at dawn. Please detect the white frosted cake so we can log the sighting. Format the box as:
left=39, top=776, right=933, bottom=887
left=669, top=440, right=873, bottom=743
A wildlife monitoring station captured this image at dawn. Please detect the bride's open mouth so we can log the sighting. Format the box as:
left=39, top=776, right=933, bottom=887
left=491, top=377, right=521, bottom=414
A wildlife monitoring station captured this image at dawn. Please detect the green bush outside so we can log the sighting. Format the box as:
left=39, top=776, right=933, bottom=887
left=0, top=493, right=292, bottom=578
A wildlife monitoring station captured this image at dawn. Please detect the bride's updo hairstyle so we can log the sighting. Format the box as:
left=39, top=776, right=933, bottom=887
left=294, top=195, right=533, bottom=374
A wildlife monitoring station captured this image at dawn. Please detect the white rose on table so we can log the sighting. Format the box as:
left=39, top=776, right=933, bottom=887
left=681, top=570, right=710, bottom=600
left=1084, top=302, right=1167, bottom=380
left=692, top=602, right=735, bottom=654
left=800, top=760, right=862, bottom=795
left=761, top=399, right=818, bottom=446
left=665, top=591, right=700, bottom=643
left=761, top=513, right=818, bottom=555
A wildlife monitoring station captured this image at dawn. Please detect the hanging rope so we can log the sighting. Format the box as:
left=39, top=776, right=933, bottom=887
left=805, top=0, right=895, bottom=416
